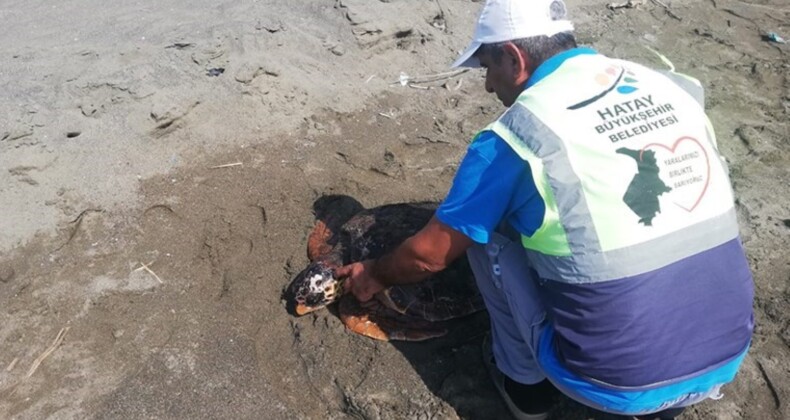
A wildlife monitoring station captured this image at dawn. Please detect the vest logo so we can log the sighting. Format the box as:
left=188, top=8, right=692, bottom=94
left=568, top=65, right=640, bottom=110
left=617, top=136, right=711, bottom=226
left=616, top=147, right=671, bottom=226
left=644, top=136, right=711, bottom=212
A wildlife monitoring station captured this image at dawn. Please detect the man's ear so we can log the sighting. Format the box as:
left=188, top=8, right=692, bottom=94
left=502, top=42, right=531, bottom=85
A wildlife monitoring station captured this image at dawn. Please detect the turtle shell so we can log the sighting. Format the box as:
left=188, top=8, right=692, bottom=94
left=334, top=202, right=484, bottom=328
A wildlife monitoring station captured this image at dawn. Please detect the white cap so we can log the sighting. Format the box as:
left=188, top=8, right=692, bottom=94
left=451, top=0, right=574, bottom=68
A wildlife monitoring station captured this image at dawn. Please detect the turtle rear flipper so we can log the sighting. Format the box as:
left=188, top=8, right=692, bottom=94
left=379, top=286, right=485, bottom=322
left=307, top=195, right=365, bottom=260
left=338, top=296, right=448, bottom=342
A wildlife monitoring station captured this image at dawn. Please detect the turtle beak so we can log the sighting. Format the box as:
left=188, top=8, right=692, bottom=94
left=294, top=303, right=315, bottom=316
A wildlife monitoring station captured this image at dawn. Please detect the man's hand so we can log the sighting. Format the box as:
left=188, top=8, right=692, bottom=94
left=334, top=260, right=387, bottom=302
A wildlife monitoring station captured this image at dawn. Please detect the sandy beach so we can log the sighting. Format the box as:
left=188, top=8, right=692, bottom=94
left=0, top=1, right=787, bottom=418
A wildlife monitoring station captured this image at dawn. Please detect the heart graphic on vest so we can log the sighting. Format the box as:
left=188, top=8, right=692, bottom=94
left=642, top=136, right=711, bottom=212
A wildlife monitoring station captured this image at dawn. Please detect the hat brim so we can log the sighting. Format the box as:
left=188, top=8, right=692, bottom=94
left=451, top=40, right=483, bottom=68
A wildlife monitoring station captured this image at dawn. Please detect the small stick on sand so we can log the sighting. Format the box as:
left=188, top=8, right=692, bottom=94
left=727, top=0, right=790, bottom=13
left=408, top=84, right=431, bottom=90
left=377, top=112, right=394, bottom=119
left=391, top=69, right=469, bottom=86
left=135, top=261, right=164, bottom=284
left=26, top=327, right=70, bottom=378
left=607, top=0, right=645, bottom=10
left=650, top=0, right=682, bottom=20
left=6, top=357, right=19, bottom=372
left=210, top=162, right=243, bottom=169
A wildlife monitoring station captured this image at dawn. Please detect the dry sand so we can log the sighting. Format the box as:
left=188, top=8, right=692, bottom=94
left=0, top=0, right=787, bottom=419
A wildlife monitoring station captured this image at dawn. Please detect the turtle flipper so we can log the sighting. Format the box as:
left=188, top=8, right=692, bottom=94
left=306, top=195, right=365, bottom=261
left=338, top=296, right=448, bottom=341
left=307, top=221, right=336, bottom=261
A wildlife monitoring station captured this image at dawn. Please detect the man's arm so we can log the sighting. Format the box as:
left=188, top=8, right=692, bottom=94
left=335, top=216, right=473, bottom=302
left=375, top=216, right=474, bottom=284
left=337, top=130, right=538, bottom=302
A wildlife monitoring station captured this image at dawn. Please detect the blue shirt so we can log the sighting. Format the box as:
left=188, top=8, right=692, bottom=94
left=436, top=48, right=598, bottom=244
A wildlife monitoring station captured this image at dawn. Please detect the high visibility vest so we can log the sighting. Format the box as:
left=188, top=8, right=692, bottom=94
left=486, top=53, right=740, bottom=284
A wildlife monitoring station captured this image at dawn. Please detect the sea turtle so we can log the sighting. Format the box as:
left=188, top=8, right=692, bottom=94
left=283, top=195, right=485, bottom=341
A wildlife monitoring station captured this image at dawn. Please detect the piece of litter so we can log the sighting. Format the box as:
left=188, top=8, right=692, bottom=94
left=210, top=162, right=243, bottom=169
left=207, top=67, right=225, bottom=77
left=391, top=69, right=469, bottom=87
left=765, top=32, right=786, bottom=44
left=399, top=72, right=409, bottom=87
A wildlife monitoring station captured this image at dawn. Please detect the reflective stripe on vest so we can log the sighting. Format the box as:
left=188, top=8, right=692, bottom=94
left=488, top=54, right=740, bottom=283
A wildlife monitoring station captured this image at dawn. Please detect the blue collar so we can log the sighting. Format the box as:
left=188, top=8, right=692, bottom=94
left=526, top=47, right=598, bottom=88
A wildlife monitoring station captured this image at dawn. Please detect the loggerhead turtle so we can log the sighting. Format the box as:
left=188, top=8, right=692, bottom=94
left=283, top=195, right=485, bottom=341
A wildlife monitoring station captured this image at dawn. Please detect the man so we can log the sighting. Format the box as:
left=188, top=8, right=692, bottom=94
left=335, top=0, right=754, bottom=419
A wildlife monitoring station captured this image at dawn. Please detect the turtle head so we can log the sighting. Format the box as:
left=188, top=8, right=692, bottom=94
left=284, top=261, right=344, bottom=316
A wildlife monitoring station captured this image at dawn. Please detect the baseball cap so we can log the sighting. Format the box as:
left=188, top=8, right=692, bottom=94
left=451, top=0, right=574, bottom=68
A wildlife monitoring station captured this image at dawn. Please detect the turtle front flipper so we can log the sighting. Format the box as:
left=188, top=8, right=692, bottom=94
left=307, top=195, right=365, bottom=260
left=307, top=221, right=336, bottom=261
left=338, top=296, right=448, bottom=342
